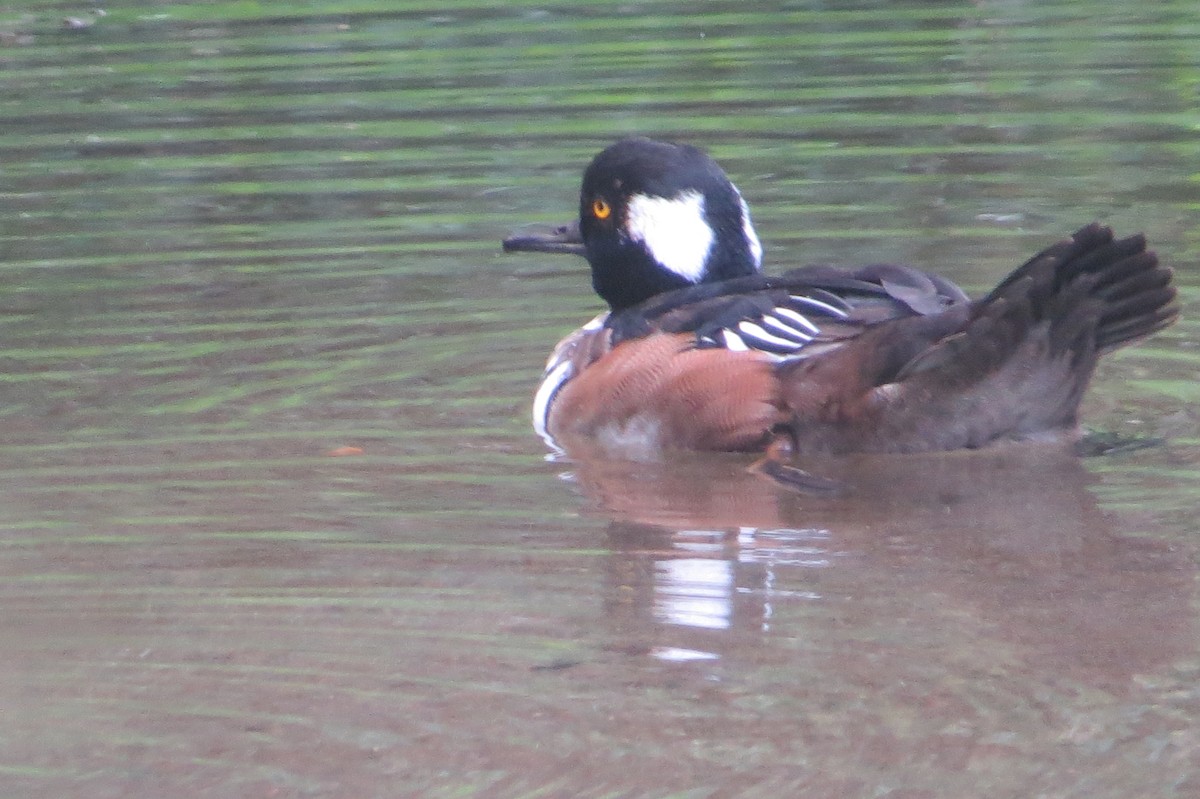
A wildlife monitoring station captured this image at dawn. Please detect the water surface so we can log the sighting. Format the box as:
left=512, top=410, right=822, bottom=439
left=2, top=1, right=1199, bottom=796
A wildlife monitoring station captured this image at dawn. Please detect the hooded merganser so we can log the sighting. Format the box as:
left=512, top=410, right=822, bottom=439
left=504, top=137, right=1178, bottom=461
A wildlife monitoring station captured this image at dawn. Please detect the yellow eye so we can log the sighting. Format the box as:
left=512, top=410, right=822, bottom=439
left=591, top=198, right=612, bottom=219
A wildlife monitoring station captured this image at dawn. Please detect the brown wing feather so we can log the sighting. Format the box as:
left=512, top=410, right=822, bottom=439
left=548, top=334, right=786, bottom=454
left=777, top=224, right=1178, bottom=454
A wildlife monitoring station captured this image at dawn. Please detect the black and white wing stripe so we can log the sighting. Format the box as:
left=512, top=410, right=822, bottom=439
left=701, top=292, right=853, bottom=359
left=606, top=263, right=971, bottom=361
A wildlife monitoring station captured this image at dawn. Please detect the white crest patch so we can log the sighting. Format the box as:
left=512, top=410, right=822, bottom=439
left=737, top=191, right=763, bottom=268
left=625, top=190, right=714, bottom=282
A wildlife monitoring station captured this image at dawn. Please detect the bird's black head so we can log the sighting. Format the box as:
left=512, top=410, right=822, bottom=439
left=504, top=137, right=764, bottom=312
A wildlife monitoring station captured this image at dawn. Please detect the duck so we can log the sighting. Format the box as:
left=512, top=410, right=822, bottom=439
left=503, top=137, right=1178, bottom=475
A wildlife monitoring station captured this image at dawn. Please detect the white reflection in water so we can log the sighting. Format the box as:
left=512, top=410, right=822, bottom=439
left=741, top=526, right=833, bottom=567
left=651, top=646, right=720, bottom=662
left=653, top=527, right=834, bottom=633
left=655, top=558, right=733, bottom=629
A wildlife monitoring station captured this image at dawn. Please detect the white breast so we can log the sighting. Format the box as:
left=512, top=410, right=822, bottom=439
left=532, top=313, right=608, bottom=451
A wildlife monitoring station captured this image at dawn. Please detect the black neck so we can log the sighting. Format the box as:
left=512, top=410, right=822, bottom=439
left=587, top=238, right=695, bottom=312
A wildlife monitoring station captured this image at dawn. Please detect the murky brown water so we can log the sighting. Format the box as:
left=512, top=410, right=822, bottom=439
left=3, top=2, right=1199, bottom=796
